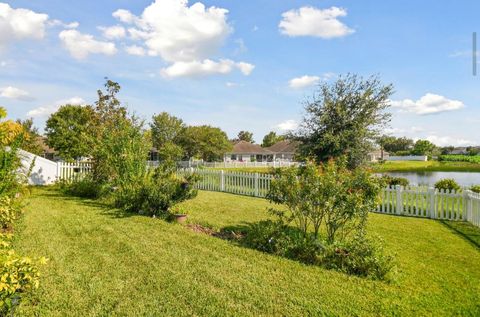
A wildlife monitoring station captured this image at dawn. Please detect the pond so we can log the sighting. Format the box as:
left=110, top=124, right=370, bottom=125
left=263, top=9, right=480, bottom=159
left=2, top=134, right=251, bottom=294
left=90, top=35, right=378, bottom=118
left=383, top=171, right=480, bottom=187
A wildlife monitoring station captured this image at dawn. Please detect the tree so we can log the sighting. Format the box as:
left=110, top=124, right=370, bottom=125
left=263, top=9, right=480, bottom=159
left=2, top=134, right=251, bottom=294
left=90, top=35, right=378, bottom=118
left=45, top=105, right=96, bottom=160
left=150, top=112, right=185, bottom=161
left=15, top=118, right=43, bottom=155
left=377, top=135, right=413, bottom=154
left=237, top=130, right=254, bottom=143
left=180, top=125, right=232, bottom=161
left=295, top=74, right=393, bottom=168
left=262, top=131, right=285, bottom=148
left=411, top=139, right=437, bottom=156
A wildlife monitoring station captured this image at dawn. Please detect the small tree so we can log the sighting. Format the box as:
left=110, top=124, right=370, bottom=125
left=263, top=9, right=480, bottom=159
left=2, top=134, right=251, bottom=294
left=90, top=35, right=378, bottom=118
left=15, top=118, right=43, bottom=155
left=295, top=74, right=393, bottom=168
left=150, top=112, right=185, bottom=149
left=45, top=105, right=96, bottom=160
left=237, top=130, right=254, bottom=143
left=411, top=139, right=437, bottom=156
left=179, top=125, right=232, bottom=161
left=262, top=131, right=284, bottom=147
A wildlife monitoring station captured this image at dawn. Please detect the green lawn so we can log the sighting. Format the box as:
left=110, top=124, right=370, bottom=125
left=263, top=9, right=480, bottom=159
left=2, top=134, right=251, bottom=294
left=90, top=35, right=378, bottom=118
left=13, top=187, right=480, bottom=316
left=371, top=160, right=480, bottom=172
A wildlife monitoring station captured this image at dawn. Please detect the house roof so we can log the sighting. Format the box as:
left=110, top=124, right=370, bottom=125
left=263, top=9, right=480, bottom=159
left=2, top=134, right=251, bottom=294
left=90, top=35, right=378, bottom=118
left=267, top=140, right=300, bottom=154
left=228, top=140, right=273, bottom=155
left=36, top=136, right=55, bottom=154
left=368, top=149, right=389, bottom=155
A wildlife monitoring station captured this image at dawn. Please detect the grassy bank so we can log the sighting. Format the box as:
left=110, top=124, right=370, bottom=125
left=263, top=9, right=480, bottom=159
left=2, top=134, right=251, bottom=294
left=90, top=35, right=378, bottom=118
left=371, top=161, right=480, bottom=173
left=13, top=188, right=480, bottom=316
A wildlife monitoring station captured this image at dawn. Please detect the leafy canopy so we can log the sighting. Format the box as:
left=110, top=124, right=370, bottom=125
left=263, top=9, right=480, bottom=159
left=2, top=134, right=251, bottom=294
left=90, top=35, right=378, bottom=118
left=295, top=74, right=393, bottom=168
left=45, top=105, right=96, bottom=160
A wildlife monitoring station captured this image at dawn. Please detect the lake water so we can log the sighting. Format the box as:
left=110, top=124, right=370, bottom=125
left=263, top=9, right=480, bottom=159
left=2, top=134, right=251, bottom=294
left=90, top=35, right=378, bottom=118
left=383, top=171, right=480, bottom=187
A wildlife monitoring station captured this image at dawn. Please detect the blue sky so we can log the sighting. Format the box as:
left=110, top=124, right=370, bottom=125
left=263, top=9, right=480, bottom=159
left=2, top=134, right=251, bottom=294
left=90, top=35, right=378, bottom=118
left=0, top=0, right=479, bottom=145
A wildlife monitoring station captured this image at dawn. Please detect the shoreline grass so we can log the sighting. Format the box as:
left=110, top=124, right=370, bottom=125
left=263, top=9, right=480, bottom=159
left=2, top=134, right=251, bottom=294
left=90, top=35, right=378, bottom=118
left=370, top=161, right=480, bottom=173
left=13, top=188, right=480, bottom=316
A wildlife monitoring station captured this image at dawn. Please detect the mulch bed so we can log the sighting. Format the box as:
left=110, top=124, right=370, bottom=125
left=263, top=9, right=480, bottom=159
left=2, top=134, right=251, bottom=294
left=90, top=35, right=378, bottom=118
left=186, top=224, right=244, bottom=241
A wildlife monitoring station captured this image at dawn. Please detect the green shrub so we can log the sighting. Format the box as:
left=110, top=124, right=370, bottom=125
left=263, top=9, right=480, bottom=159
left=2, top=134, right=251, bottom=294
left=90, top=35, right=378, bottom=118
left=0, top=234, right=46, bottom=315
left=470, top=185, right=480, bottom=193
left=438, top=155, right=480, bottom=163
left=434, top=178, right=461, bottom=192
left=380, top=175, right=409, bottom=187
left=58, top=175, right=105, bottom=199
left=242, top=220, right=321, bottom=264
left=318, top=232, right=395, bottom=280
left=114, top=163, right=198, bottom=216
left=0, top=196, right=21, bottom=229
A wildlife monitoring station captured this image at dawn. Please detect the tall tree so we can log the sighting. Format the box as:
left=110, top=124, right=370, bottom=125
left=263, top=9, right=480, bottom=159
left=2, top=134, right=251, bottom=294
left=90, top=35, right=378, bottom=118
left=237, top=130, right=254, bottom=143
left=411, top=140, right=437, bottom=156
left=295, top=74, right=393, bottom=168
left=377, top=135, right=414, bottom=154
left=45, top=105, right=96, bottom=160
left=150, top=112, right=185, bottom=161
left=180, top=125, right=232, bottom=161
left=262, top=131, right=285, bottom=147
left=16, top=118, right=43, bottom=155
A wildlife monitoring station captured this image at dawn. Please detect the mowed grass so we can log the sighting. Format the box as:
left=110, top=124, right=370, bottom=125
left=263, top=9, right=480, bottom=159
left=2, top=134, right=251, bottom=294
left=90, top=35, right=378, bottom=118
left=13, top=188, right=480, bottom=316
left=371, top=160, right=480, bottom=173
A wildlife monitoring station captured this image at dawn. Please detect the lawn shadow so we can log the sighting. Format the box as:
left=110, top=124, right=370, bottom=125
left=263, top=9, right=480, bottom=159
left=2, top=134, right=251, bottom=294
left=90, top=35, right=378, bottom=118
left=440, top=220, right=480, bottom=250
left=30, top=186, right=137, bottom=219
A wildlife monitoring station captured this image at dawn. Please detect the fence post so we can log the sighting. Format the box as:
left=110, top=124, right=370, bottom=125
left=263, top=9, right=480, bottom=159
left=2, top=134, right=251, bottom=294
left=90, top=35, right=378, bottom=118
left=254, top=173, right=259, bottom=197
left=220, top=170, right=225, bottom=192
left=395, top=185, right=403, bottom=215
left=56, top=162, right=61, bottom=180
left=429, top=187, right=436, bottom=219
left=464, top=190, right=472, bottom=222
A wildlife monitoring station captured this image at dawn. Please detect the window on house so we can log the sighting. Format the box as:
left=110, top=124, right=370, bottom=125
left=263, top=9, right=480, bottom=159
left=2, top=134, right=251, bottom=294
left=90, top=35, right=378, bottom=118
left=231, top=154, right=237, bottom=160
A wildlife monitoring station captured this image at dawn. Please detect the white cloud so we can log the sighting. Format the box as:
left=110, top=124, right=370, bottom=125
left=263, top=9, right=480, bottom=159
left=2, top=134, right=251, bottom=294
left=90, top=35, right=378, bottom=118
left=426, top=135, right=474, bottom=147
left=226, top=82, right=239, bottom=87
left=27, top=97, right=86, bottom=118
left=59, top=29, right=117, bottom=59
left=276, top=120, right=298, bottom=131
left=115, top=0, right=231, bottom=62
left=161, top=59, right=254, bottom=78
left=279, top=6, right=354, bottom=38
left=0, top=86, right=33, bottom=101
left=289, top=75, right=320, bottom=89
left=112, top=9, right=136, bottom=24
left=391, top=93, right=465, bottom=115
left=0, top=3, right=49, bottom=48
left=125, top=45, right=146, bottom=56
left=48, top=19, right=79, bottom=29
left=99, top=25, right=126, bottom=39
left=0, top=60, right=6, bottom=67
left=112, top=0, right=253, bottom=78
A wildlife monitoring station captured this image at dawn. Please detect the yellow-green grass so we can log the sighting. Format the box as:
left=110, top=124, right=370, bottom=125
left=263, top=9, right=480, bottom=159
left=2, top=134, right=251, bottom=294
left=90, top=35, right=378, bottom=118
left=371, top=160, right=480, bottom=173
left=13, top=188, right=480, bottom=316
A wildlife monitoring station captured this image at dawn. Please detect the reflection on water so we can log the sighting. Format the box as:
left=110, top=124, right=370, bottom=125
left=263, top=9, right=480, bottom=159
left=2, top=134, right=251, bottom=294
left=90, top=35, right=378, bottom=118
left=383, top=172, right=480, bottom=187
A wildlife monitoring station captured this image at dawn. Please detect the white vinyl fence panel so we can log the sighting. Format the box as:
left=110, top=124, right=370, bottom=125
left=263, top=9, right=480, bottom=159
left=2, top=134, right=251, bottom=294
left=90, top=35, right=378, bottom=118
left=178, top=169, right=480, bottom=228
left=35, top=159, right=480, bottom=228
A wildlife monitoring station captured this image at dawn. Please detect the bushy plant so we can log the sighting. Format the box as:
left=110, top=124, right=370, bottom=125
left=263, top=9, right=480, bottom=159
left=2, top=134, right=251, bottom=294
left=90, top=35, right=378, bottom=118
left=0, top=234, right=46, bottom=315
left=114, top=162, right=198, bottom=216
left=318, top=232, right=395, bottom=280
left=434, top=178, right=461, bottom=192
left=57, top=175, right=105, bottom=199
left=470, top=185, right=480, bottom=193
left=242, top=220, right=321, bottom=264
left=268, top=159, right=382, bottom=243
left=380, top=175, right=409, bottom=187
left=252, top=159, right=395, bottom=280
left=0, top=197, right=21, bottom=229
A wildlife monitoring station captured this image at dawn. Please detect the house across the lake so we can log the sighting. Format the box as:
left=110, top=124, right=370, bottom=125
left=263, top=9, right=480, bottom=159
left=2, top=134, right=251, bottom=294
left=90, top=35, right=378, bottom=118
left=224, top=140, right=299, bottom=162
left=367, top=149, right=389, bottom=162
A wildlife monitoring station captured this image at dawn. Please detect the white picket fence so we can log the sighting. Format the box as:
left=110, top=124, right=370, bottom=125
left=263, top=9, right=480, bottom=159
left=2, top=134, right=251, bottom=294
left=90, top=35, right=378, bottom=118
left=57, top=161, right=92, bottom=182
left=57, top=164, right=480, bottom=228
left=177, top=169, right=480, bottom=228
